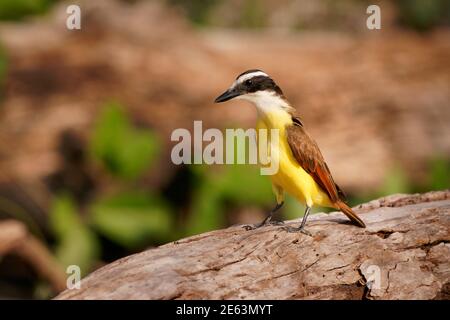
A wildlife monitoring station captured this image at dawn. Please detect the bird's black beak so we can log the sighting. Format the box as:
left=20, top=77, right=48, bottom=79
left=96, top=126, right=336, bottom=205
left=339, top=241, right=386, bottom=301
left=214, top=88, right=241, bottom=103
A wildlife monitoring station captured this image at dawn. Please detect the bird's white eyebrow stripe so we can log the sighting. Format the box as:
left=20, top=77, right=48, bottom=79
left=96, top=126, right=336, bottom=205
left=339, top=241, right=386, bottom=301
left=236, top=71, right=269, bottom=84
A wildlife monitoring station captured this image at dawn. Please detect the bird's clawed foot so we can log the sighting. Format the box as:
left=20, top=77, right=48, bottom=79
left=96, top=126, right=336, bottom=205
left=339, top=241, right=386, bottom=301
left=281, top=225, right=312, bottom=236
left=243, top=203, right=285, bottom=231
left=242, top=220, right=285, bottom=231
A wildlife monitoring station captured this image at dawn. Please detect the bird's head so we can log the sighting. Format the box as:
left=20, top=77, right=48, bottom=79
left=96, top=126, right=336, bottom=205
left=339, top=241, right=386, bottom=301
left=214, top=69, right=289, bottom=111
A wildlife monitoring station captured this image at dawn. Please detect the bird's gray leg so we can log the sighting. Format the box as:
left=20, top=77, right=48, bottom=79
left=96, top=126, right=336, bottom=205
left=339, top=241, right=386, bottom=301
left=283, top=206, right=312, bottom=236
left=243, top=202, right=284, bottom=230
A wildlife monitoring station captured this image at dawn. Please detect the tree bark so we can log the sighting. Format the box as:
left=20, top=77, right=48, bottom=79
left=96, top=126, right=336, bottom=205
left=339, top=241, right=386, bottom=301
left=56, top=190, right=450, bottom=300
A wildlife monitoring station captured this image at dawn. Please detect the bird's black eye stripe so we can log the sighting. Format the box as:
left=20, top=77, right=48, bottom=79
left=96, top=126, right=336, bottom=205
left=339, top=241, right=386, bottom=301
left=244, top=79, right=253, bottom=86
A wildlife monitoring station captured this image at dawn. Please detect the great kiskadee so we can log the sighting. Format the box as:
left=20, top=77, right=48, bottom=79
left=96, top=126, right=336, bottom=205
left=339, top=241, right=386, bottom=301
left=214, top=69, right=365, bottom=234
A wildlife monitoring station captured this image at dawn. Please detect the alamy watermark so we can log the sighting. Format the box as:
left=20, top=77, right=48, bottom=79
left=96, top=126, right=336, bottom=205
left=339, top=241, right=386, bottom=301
left=66, top=5, right=81, bottom=30
left=66, top=265, right=81, bottom=289
left=366, top=5, right=381, bottom=30
left=363, top=264, right=382, bottom=290
left=171, top=121, right=280, bottom=175
left=66, top=4, right=381, bottom=32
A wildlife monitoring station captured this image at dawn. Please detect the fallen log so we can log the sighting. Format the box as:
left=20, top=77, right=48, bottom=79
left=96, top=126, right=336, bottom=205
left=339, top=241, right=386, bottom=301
left=56, top=190, right=450, bottom=300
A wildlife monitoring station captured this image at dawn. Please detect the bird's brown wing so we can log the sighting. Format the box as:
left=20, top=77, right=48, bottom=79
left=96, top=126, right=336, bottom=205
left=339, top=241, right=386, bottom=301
left=285, top=118, right=342, bottom=203
left=285, top=114, right=366, bottom=227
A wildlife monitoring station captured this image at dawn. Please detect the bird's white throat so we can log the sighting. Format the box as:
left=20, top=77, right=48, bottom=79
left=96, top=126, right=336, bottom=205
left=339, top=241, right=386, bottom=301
left=236, top=90, right=291, bottom=116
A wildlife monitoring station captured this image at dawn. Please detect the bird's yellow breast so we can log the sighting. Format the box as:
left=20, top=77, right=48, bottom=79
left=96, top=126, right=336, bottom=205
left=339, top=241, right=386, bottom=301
left=256, top=110, right=333, bottom=208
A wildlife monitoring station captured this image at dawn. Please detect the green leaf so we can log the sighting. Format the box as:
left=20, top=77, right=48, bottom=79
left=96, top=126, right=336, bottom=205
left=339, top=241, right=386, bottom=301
left=50, top=195, right=80, bottom=238
left=217, top=134, right=274, bottom=205
left=184, top=163, right=273, bottom=235
left=91, top=102, right=128, bottom=174
left=91, top=101, right=160, bottom=180
left=49, top=195, right=99, bottom=276
left=428, top=156, right=450, bottom=190
left=217, top=164, right=273, bottom=205
left=185, top=179, right=224, bottom=236
left=116, top=129, right=159, bottom=179
left=89, top=193, right=173, bottom=248
left=379, top=165, right=411, bottom=196
left=54, top=226, right=99, bottom=277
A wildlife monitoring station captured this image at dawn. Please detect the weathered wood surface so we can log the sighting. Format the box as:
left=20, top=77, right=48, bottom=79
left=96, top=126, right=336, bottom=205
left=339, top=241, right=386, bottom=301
left=56, top=190, right=450, bottom=300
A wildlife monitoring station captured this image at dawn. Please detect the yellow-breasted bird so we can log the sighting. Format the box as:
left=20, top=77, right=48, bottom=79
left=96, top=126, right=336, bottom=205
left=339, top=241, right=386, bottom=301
left=214, top=69, right=366, bottom=234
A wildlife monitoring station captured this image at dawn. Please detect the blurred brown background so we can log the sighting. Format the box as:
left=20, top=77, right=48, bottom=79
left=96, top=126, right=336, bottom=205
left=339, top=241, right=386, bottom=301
left=0, top=0, right=448, bottom=299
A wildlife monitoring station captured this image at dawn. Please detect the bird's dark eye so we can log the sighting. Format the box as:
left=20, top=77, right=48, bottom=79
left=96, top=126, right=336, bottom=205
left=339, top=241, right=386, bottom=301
left=244, top=79, right=252, bottom=86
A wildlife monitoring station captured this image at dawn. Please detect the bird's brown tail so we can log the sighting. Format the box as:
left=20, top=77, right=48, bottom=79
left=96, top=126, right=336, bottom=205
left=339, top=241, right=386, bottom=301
left=336, top=200, right=366, bottom=228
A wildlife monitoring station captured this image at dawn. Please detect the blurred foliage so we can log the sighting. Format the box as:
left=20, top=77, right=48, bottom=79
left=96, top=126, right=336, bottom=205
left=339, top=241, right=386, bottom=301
left=89, top=102, right=172, bottom=249
left=49, top=195, right=99, bottom=275
left=187, top=175, right=224, bottom=235
left=427, top=155, right=450, bottom=191
left=168, top=0, right=266, bottom=29
left=377, top=156, right=450, bottom=195
left=216, top=164, right=273, bottom=205
left=183, top=131, right=276, bottom=235
left=0, top=45, right=6, bottom=96
left=283, top=194, right=306, bottom=220
left=47, top=103, right=279, bottom=272
left=0, top=0, right=55, bottom=20
left=0, top=0, right=448, bottom=32
left=349, top=156, right=450, bottom=207
left=168, top=0, right=221, bottom=26
left=380, top=164, right=411, bottom=195
left=49, top=102, right=173, bottom=277
left=167, top=0, right=450, bottom=31
left=91, top=102, right=160, bottom=180
left=186, top=163, right=273, bottom=235
left=89, top=192, right=172, bottom=248
left=395, top=0, right=450, bottom=31
left=240, top=0, right=266, bottom=29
